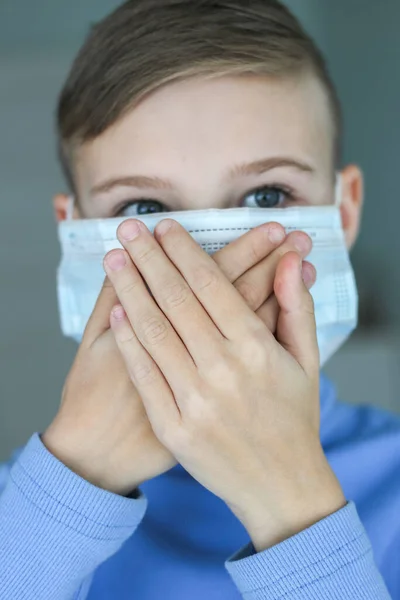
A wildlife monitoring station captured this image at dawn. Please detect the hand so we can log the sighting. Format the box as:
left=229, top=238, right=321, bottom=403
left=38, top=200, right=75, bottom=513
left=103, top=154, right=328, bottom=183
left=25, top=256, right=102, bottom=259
left=42, top=277, right=176, bottom=496
left=105, top=217, right=345, bottom=548
left=43, top=219, right=314, bottom=497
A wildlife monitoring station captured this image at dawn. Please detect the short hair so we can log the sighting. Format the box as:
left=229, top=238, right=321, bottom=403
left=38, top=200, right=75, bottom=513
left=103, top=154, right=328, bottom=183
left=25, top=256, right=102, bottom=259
left=57, top=0, right=342, bottom=191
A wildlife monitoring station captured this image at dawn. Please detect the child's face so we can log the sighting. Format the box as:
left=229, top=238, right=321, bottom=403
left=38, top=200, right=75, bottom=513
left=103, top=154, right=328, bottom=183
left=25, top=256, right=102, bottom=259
left=54, top=74, right=363, bottom=248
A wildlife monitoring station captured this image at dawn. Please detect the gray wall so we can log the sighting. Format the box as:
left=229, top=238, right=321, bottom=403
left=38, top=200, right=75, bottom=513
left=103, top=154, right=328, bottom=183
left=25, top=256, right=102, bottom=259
left=1, top=1, right=399, bottom=461
left=325, top=1, right=400, bottom=327
left=0, top=2, right=122, bottom=461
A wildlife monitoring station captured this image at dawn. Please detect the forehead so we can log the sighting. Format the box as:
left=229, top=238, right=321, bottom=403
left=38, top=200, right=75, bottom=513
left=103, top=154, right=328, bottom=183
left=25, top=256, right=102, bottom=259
left=75, top=73, right=333, bottom=189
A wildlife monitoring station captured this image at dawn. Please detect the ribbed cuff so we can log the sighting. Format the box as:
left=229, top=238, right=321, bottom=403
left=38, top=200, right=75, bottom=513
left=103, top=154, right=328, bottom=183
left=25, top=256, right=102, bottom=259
left=9, top=432, right=147, bottom=541
left=225, top=502, right=379, bottom=598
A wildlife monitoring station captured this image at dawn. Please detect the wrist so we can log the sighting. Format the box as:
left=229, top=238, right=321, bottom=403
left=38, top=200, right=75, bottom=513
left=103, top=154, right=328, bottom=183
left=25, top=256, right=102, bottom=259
left=231, top=457, right=346, bottom=553
left=247, top=487, right=346, bottom=553
left=42, top=422, right=141, bottom=496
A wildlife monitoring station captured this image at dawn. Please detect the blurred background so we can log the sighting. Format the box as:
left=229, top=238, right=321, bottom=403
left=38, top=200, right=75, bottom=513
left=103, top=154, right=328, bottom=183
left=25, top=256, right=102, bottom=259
left=1, top=0, right=399, bottom=461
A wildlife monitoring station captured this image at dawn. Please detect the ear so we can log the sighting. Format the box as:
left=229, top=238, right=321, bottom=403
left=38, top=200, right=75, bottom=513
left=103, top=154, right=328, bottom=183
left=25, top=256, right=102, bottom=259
left=52, top=193, right=82, bottom=222
left=338, top=164, right=364, bottom=249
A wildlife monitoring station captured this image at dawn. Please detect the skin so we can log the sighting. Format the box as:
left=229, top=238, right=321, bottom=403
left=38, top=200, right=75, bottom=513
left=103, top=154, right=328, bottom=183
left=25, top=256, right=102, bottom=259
left=45, top=73, right=364, bottom=552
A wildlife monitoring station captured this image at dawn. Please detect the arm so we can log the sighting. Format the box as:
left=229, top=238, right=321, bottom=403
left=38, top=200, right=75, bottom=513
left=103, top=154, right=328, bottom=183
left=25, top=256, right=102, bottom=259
left=0, top=433, right=147, bottom=600
left=225, top=502, right=392, bottom=600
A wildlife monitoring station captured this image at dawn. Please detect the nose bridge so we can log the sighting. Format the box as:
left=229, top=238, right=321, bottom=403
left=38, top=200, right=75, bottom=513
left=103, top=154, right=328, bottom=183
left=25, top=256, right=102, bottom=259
left=177, top=184, right=231, bottom=211
left=179, top=192, right=230, bottom=211
left=175, top=156, right=231, bottom=211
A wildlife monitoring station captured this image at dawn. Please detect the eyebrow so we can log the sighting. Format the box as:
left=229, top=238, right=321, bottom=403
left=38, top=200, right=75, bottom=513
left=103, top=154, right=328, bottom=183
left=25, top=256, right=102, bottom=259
left=226, top=157, right=314, bottom=179
left=90, top=156, right=314, bottom=195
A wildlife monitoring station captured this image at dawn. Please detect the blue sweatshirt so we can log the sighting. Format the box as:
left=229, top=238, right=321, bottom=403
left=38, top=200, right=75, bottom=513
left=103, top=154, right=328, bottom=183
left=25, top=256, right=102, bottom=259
left=0, top=374, right=398, bottom=599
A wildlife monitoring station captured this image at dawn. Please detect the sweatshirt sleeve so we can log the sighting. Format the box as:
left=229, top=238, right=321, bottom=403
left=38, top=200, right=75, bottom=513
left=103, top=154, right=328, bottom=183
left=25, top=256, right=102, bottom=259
left=224, top=502, right=392, bottom=599
left=0, top=433, right=148, bottom=600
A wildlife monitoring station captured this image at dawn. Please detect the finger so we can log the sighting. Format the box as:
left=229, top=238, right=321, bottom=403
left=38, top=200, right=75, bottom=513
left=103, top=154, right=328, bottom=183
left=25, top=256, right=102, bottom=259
left=153, top=219, right=266, bottom=341
left=255, top=261, right=316, bottom=333
left=255, top=294, right=279, bottom=332
left=82, top=276, right=119, bottom=348
left=103, top=247, right=198, bottom=401
left=274, top=252, right=319, bottom=375
left=114, top=219, right=223, bottom=367
left=233, top=231, right=312, bottom=312
left=212, top=222, right=286, bottom=282
left=302, top=261, right=317, bottom=289
left=110, top=304, right=179, bottom=437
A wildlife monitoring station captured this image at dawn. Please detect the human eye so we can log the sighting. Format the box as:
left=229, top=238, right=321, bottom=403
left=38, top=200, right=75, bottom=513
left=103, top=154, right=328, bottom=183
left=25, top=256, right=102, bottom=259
left=242, top=184, right=296, bottom=209
left=115, top=199, right=170, bottom=217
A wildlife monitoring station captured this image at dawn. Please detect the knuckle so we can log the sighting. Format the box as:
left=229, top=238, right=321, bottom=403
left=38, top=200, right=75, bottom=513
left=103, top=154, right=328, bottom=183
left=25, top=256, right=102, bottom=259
left=117, top=326, right=136, bottom=345
left=120, top=279, right=140, bottom=298
left=140, top=315, right=169, bottom=346
left=136, top=245, right=158, bottom=265
left=132, top=361, right=158, bottom=386
left=205, top=360, right=231, bottom=382
left=201, top=357, right=240, bottom=393
left=242, top=327, right=270, bottom=363
left=235, top=278, right=260, bottom=309
left=194, top=265, right=220, bottom=293
left=161, top=280, right=191, bottom=309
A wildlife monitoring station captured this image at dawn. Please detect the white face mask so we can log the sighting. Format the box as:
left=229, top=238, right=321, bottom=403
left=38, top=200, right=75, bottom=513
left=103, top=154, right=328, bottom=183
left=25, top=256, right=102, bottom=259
left=56, top=176, right=358, bottom=366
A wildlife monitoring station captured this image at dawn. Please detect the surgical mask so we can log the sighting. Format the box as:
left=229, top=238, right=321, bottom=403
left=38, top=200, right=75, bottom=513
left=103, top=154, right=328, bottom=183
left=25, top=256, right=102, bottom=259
left=56, top=176, right=358, bottom=366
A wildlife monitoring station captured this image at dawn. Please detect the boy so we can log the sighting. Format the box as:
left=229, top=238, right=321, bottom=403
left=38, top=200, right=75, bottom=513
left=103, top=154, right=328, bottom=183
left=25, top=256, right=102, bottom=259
left=0, top=1, right=399, bottom=598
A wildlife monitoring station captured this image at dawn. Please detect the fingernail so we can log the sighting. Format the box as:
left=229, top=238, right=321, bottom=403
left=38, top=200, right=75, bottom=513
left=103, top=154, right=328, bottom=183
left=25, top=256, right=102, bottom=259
left=112, top=305, right=126, bottom=321
left=267, top=224, right=286, bottom=244
left=106, top=250, right=126, bottom=271
left=120, top=220, right=142, bottom=241
left=302, top=262, right=316, bottom=287
left=293, top=232, right=312, bottom=254
left=156, top=219, right=174, bottom=237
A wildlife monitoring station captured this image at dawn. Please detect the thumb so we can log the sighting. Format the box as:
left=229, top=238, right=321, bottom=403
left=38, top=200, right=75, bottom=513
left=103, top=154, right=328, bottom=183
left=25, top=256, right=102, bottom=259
left=82, top=276, right=119, bottom=348
left=274, top=252, right=319, bottom=375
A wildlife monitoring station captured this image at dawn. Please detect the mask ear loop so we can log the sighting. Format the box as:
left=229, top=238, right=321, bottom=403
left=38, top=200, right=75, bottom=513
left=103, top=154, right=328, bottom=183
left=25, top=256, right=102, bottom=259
left=334, top=173, right=343, bottom=207
left=66, top=195, right=75, bottom=221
